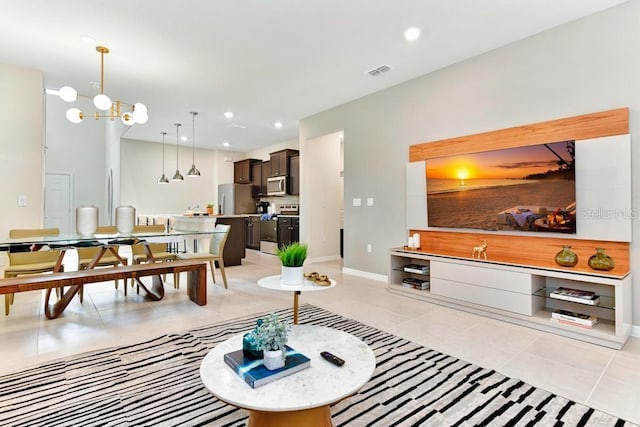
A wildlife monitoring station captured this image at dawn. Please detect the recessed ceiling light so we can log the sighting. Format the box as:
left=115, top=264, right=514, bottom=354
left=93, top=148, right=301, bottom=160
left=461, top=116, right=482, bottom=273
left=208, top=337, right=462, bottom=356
left=404, top=27, right=421, bottom=42
left=181, top=136, right=188, bottom=141
left=223, top=141, right=230, bottom=147
left=229, top=124, right=247, bottom=129
left=224, top=111, right=234, bottom=119
left=274, top=121, right=283, bottom=129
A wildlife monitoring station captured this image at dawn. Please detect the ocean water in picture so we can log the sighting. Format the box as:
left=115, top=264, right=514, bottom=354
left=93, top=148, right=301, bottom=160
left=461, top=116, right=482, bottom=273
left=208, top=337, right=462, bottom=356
left=427, top=178, right=534, bottom=195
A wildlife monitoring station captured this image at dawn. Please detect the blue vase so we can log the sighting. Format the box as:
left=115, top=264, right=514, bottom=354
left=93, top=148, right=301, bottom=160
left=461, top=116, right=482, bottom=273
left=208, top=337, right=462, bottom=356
left=242, top=332, right=263, bottom=360
left=242, top=319, right=264, bottom=360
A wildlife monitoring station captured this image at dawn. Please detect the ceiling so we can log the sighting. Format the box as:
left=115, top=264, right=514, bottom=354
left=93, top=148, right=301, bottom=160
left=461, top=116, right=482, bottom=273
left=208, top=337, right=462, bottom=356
left=0, top=0, right=627, bottom=152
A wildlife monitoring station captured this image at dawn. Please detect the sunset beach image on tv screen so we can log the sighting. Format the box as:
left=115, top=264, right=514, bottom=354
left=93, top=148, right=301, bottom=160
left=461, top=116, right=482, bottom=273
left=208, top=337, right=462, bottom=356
left=426, top=141, right=576, bottom=233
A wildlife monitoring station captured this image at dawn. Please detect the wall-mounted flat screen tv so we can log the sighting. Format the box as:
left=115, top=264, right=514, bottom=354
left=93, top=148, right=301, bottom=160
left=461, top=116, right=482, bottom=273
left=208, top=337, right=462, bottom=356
left=426, top=141, right=576, bottom=234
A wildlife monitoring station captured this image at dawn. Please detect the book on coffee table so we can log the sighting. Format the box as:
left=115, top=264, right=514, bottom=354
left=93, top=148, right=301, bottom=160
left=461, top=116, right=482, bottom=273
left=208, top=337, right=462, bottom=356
left=224, top=345, right=310, bottom=388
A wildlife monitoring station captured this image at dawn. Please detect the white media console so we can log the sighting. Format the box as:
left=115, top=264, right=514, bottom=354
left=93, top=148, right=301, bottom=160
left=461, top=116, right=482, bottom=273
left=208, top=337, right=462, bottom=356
left=389, top=248, right=632, bottom=349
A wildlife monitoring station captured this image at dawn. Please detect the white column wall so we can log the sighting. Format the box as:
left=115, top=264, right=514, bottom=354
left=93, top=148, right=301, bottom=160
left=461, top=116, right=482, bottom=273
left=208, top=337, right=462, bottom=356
left=0, top=64, right=44, bottom=262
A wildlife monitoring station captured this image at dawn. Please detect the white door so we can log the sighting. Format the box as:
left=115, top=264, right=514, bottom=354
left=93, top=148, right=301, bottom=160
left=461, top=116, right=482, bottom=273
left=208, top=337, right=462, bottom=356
left=44, top=173, right=72, bottom=234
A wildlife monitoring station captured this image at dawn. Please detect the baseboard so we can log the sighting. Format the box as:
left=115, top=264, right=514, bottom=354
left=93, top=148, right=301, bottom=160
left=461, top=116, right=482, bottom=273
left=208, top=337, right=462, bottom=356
left=342, top=267, right=387, bottom=283
left=631, top=324, right=640, bottom=338
left=307, top=255, right=342, bottom=264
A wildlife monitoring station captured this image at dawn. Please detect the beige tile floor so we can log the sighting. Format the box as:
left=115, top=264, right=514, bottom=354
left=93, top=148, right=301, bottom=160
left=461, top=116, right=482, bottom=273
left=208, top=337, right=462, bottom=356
left=1, top=249, right=639, bottom=424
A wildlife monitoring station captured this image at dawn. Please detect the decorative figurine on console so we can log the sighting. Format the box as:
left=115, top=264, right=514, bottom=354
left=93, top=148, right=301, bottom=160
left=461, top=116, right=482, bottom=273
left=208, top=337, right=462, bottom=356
left=472, top=240, right=488, bottom=259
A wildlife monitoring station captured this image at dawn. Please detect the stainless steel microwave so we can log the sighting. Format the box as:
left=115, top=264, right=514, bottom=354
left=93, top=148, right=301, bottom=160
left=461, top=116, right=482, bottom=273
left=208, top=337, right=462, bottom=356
left=267, top=176, right=286, bottom=196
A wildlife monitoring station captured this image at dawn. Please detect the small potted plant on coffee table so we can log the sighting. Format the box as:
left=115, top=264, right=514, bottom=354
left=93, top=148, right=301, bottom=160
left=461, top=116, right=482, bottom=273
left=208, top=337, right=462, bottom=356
left=251, top=312, right=291, bottom=370
left=277, top=242, right=308, bottom=285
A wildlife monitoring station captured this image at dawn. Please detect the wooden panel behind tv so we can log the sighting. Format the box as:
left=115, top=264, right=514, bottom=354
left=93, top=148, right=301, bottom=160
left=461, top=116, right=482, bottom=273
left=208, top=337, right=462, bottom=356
left=409, top=108, right=630, bottom=277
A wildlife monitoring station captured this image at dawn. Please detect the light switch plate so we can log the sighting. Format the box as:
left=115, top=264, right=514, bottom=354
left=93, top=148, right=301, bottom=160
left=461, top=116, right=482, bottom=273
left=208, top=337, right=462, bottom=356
left=352, top=198, right=361, bottom=207
left=17, top=195, right=27, bottom=207
left=366, top=197, right=374, bottom=206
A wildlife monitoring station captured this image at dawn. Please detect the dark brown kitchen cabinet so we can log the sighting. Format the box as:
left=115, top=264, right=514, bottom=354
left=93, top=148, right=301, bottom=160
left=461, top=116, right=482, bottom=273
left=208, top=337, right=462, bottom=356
left=213, top=216, right=246, bottom=266
left=251, top=162, right=263, bottom=197
left=289, top=155, right=300, bottom=195
left=269, top=149, right=299, bottom=177
left=277, top=216, right=300, bottom=249
left=246, top=215, right=261, bottom=249
left=261, top=161, right=271, bottom=195
left=234, top=159, right=261, bottom=184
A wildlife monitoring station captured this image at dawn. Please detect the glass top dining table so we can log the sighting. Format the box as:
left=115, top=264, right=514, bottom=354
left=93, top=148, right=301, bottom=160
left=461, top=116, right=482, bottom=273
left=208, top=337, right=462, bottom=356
left=0, top=229, right=223, bottom=251
left=0, top=229, right=223, bottom=319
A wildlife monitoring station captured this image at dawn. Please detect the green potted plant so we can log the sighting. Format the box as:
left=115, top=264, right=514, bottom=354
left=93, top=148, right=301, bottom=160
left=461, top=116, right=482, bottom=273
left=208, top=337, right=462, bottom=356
left=250, top=312, right=291, bottom=370
left=206, top=203, right=214, bottom=215
left=277, top=242, right=308, bottom=285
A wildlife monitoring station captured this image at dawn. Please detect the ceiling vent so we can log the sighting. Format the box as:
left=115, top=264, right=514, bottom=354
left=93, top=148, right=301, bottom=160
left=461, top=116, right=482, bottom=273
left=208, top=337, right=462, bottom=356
left=367, top=64, right=392, bottom=77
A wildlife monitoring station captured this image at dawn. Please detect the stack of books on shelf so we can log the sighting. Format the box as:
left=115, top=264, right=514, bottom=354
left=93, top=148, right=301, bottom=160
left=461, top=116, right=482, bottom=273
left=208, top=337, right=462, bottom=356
left=549, top=287, right=600, bottom=305
left=403, top=263, right=430, bottom=274
left=402, top=277, right=430, bottom=290
left=224, top=345, right=310, bottom=388
left=550, top=309, right=598, bottom=329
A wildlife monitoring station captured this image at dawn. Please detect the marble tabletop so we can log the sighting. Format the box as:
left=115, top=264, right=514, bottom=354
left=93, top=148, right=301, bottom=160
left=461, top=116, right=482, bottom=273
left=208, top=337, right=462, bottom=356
left=257, top=275, right=336, bottom=292
left=199, top=325, right=375, bottom=412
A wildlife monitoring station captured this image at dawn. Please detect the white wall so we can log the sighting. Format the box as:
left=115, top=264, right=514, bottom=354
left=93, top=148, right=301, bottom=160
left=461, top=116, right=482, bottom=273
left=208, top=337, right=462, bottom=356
left=0, top=64, right=44, bottom=259
left=45, top=94, right=107, bottom=223
left=299, top=2, right=640, bottom=325
left=120, top=138, right=224, bottom=215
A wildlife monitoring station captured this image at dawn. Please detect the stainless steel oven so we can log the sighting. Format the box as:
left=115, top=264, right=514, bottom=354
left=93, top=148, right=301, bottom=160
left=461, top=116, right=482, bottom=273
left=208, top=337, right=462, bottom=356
left=260, top=217, right=278, bottom=254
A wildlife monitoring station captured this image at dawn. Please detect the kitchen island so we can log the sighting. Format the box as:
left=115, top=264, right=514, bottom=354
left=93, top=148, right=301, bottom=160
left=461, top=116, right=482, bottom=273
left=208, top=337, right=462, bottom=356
left=172, top=215, right=247, bottom=266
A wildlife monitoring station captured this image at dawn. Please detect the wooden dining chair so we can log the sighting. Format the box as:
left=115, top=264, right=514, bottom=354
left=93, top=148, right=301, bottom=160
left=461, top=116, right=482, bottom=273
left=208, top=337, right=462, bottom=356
left=4, top=228, right=62, bottom=315
left=176, top=224, right=231, bottom=289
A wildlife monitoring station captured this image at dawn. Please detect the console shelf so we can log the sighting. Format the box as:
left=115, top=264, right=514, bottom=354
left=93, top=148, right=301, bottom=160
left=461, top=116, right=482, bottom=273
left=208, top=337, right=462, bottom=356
left=388, top=248, right=632, bottom=349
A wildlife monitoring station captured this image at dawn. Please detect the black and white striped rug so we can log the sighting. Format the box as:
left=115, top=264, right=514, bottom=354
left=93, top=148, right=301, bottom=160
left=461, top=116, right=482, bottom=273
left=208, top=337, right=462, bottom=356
left=0, top=305, right=634, bottom=426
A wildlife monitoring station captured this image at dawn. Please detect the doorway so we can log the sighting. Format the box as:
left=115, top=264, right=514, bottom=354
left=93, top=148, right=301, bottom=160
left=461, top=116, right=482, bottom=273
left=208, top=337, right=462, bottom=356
left=304, top=131, right=344, bottom=261
left=44, top=172, right=72, bottom=234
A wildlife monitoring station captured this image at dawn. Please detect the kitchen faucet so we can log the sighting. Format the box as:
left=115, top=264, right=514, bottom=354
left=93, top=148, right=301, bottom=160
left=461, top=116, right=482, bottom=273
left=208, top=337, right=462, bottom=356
left=188, top=204, right=200, bottom=211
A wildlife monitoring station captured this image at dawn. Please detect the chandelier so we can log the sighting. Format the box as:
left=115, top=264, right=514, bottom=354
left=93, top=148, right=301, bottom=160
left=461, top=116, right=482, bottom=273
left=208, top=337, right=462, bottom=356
left=58, top=46, right=148, bottom=126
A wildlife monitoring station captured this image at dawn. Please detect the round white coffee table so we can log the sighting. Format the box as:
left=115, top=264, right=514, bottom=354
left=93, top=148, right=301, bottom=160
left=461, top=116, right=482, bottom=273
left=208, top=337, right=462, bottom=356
left=200, top=325, right=375, bottom=427
left=257, top=275, right=336, bottom=324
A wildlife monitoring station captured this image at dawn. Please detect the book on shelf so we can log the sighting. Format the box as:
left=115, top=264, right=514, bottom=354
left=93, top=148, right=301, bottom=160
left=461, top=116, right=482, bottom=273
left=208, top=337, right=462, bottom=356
left=402, top=277, right=430, bottom=290
left=549, top=287, right=600, bottom=306
left=550, top=309, right=597, bottom=327
left=550, top=318, right=595, bottom=329
left=223, top=345, right=310, bottom=388
left=403, top=263, right=430, bottom=274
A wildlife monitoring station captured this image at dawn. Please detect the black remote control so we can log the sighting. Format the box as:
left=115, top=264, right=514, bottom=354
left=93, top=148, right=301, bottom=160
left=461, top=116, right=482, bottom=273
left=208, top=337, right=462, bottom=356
left=321, top=351, right=345, bottom=366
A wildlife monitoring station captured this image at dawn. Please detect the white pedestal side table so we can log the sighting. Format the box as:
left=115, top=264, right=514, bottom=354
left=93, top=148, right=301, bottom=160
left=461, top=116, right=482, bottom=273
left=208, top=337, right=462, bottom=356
left=200, top=325, right=375, bottom=427
left=257, top=275, right=336, bottom=324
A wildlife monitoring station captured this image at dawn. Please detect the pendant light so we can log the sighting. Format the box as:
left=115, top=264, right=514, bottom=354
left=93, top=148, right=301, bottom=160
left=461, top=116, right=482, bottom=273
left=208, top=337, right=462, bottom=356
left=158, top=131, right=169, bottom=184
left=172, top=123, right=184, bottom=181
left=187, top=111, right=201, bottom=177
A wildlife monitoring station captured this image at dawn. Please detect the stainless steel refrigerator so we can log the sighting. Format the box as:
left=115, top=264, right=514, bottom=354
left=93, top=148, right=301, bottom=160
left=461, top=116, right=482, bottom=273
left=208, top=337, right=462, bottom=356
left=218, top=183, right=255, bottom=215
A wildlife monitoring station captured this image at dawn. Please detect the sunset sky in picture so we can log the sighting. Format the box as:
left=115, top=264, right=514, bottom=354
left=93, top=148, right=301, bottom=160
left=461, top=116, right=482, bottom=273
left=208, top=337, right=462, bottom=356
left=426, top=141, right=573, bottom=180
